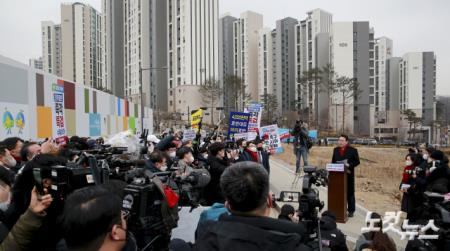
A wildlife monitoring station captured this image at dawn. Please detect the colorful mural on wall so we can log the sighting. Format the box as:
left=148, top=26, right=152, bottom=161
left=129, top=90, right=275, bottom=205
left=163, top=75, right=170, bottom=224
left=0, top=55, right=153, bottom=140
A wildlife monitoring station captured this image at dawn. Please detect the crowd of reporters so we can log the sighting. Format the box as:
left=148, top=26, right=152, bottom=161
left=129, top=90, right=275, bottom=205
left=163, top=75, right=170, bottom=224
left=0, top=131, right=296, bottom=251
left=1, top=129, right=449, bottom=251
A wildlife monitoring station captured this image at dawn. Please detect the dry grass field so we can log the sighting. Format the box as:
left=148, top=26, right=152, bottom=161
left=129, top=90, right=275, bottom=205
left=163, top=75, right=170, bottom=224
left=274, top=143, right=409, bottom=214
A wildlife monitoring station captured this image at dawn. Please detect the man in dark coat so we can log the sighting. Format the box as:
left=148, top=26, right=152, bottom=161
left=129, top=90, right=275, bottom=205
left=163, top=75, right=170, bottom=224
left=195, top=161, right=310, bottom=251
left=145, top=150, right=168, bottom=173
left=204, top=142, right=229, bottom=205
left=426, top=150, right=450, bottom=194
left=331, top=135, right=360, bottom=217
left=256, top=140, right=270, bottom=174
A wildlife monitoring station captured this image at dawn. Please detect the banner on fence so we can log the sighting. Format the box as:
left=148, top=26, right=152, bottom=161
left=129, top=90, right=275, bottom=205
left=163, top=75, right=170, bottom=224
left=0, top=101, right=29, bottom=139
left=52, top=82, right=66, bottom=137
left=228, top=112, right=250, bottom=138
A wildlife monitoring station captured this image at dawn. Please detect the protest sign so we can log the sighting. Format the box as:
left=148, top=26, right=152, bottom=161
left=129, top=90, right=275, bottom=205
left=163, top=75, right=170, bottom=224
left=191, top=109, right=203, bottom=132
left=260, top=124, right=282, bottom=153
left=183, top=129, right=197, bottom=141
left=228, top=112, right=250, bottom=139
left=244, top=103, right=262, bottom=133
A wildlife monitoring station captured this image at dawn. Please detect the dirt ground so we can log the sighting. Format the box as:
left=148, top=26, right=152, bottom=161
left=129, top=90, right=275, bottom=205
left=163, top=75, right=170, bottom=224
left=274, top=143, right=409, bottom=214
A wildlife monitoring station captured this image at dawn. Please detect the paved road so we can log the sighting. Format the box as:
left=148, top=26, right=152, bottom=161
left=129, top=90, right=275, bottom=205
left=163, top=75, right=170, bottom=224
left=269, top=158, right=407, bottom=250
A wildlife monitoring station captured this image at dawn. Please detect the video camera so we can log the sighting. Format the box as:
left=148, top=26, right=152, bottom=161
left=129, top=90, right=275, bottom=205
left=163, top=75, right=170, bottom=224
left=275, top=166, right=329, bottom=250
left=122, top=169, right=179, bottom=249
left=407, top=191, right=450, bottom=250
left=277, top=166, right=327, bottom=226
left=33, top=147, right=141, bottom=201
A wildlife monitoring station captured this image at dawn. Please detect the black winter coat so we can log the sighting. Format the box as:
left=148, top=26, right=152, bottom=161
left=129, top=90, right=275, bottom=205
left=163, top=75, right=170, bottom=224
left=194, top=214, right=311, bottom=251
left=426, top=162, right=450, bottom=193
left=203, top=156, right=228, bottom=205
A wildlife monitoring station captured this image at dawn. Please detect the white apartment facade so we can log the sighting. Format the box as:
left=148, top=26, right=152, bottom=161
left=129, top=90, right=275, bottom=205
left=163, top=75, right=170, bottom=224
left=373, top=37, right=393, bottom=120
left=61, top=3, right=103, bottom=88
left=41, top=21, right=62, bottom=76
left=399, top=52, right=436, bottom=125
left=258, top=28, right=280, bottom=113
left=233, top=11, right=263, bottom=102
left=294, top=9, right=332, bottom=127
left=167, top=0, right=219, bottom=122
left=330, top=21, right=375, bottom=135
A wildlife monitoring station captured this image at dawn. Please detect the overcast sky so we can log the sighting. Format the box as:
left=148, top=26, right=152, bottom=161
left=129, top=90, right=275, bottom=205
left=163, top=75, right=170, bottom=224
left=0, top=0, right=449, bottom=94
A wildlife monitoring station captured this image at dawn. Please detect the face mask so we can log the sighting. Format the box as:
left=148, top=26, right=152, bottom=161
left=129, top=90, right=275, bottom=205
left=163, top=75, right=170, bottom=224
left=4, top=156, right=17, bottom=168
left=405, top=160, right=412, bottom=166
left=169, top=151, right=176, bottom=158
left=203, top=154, right=208, bottom=159
left=423, top=154, right=428, bottom=160
left=188, top=156, right=195, bottom=164
left=160, top=165, right=168, bottom=172
left=257, top=147, right=263, bottom=151
left=249, top=147, right=257, bottom=152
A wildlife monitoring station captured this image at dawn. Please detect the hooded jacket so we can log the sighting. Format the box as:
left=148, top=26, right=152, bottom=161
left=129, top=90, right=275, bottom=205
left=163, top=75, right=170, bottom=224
left=319, top=212, right=348, bottom=251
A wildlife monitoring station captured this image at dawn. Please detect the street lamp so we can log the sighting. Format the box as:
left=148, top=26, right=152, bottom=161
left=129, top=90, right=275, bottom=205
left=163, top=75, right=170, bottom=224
left=139, top=66, right=168, bottom=133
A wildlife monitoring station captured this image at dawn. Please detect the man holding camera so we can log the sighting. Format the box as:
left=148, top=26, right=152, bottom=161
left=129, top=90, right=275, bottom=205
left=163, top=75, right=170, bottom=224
left=332, top=135, right=360, bottom=218
left=292, top=120, right=310, bottom=174
left=195, top=161, right=310, bottom=250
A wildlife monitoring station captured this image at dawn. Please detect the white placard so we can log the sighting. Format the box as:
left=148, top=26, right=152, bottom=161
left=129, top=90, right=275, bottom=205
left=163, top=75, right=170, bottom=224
left=326, top=163, right=345, bottom=172
left=183, top=129, right=197, bottom=141
left=233, top=131, right=257, bottom=141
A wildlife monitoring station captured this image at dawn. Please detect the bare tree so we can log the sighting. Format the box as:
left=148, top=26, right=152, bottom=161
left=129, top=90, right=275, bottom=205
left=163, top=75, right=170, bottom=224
left=320, top=64, right=337, bottom=132
left=334, top=76, right=361, bottom=133
left=298, top=68, right=323, bottom=127
left=260, top=93, right=279, bottom=124
left=199, top=79, right=222, bottom=125
left=223, top=75, right=251, bottom=112
left=401, top=109, right=422, bottom=141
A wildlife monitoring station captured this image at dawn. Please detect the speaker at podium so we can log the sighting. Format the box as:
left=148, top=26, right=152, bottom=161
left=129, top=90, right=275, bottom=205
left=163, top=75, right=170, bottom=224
left=326, top=163, right=348, bottom=223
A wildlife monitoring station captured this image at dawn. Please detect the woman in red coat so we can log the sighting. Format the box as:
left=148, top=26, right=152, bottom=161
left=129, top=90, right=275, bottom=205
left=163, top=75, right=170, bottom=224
left=400, top=153, right=420, bottom=218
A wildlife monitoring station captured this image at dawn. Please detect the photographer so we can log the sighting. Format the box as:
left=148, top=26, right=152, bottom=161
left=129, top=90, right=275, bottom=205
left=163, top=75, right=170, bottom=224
left=176, top=147, right=195, bottom=177
left=0, top=145, right=16, bottom=186
left=145, top=150, right=168, bottom=173
left=319, top=211, right=348, bottom=251
left=235, top=139, right=251, bottom=162
left=426, top=150, right=450, bottom=193
left=195, top=161, right=309, bottom=251
left=292, top=120, right=309, bottom=174
left=0, top=184, right=53, bottom=251
left=204, top=142, right=229, bottom=205
left=2, top=137, right=24, bottom=174
left=19, top=142, right=41, bottom=164
left=60, top=186, right=129, bottom=251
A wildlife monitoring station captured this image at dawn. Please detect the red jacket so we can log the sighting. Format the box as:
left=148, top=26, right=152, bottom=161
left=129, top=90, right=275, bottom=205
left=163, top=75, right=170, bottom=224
left=402, top=165, right=415, bottom=184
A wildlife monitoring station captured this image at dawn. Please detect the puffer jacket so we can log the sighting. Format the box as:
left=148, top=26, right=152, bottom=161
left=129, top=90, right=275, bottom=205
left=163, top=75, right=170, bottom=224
left=0, top=209, right=45, bottom=251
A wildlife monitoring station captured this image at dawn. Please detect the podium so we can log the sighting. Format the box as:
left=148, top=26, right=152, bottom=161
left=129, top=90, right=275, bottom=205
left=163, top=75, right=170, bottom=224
left=326, top=164, right=348, bottom=223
